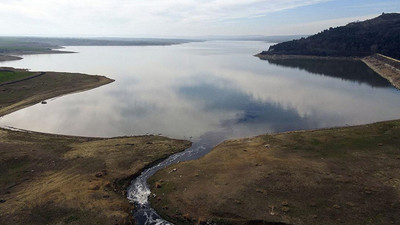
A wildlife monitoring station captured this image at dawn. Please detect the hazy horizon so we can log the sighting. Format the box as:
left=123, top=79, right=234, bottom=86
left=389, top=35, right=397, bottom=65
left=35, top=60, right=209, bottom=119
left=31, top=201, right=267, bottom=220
left=0, top=0, right=399, bottom=37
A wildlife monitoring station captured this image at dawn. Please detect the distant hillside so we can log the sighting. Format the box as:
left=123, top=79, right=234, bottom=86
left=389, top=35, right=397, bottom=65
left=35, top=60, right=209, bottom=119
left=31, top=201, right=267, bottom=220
left=259, top=13, right=400, bottom=59
left=0, top=37, right=196, bottom=61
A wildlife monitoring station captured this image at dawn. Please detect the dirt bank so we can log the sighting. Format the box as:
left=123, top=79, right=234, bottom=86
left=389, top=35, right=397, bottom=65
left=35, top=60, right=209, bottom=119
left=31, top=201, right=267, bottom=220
left=150, top=120, right=400, bottom=225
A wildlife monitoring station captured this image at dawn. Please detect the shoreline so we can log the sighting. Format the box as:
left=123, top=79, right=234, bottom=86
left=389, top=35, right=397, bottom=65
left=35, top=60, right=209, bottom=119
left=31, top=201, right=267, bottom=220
left=0, top=67, right=192, bottom=225
left=256, top=53, right=400, bottom=90
left=255, top=53, right=359, bottom=61
left=0, top=55, right=23, bottom=62
left=149, top=119, right=400, bottom=225
left=0, top=67, right=114, bottom=117
left=362, top=54, right=400, bottom=89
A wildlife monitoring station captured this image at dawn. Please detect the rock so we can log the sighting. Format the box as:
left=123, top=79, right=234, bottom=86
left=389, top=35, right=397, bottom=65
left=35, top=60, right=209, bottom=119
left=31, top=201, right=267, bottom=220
left=41, top=101, right=47, bottom=104
left=281, top=206, right=290, bottom=212
left=155, top=182, right=162, bottom=189
left=89, top=185, right=100, bottom=190
left=105, top=181, right=111, bottom=188
left=197, top=217, right=207, bottom=225
left=269, top=206, right=277, bottom=216
left=95, top=172, right=103, bottom=178
left=256, top=189, right=265, bottom=194
left=182, top=213, right=191, bottom=221
left=346, top=202, right=355, bottom=207
left=281, top=201, right=289, bottom=206
left=264, top=144, right=271, bottom=149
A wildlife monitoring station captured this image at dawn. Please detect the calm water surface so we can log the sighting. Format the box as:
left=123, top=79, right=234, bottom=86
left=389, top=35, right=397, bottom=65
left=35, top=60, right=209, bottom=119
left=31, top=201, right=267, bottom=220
left=1, top=41, right=400, bottom=225
left=1, top=41, right=399, bottom=141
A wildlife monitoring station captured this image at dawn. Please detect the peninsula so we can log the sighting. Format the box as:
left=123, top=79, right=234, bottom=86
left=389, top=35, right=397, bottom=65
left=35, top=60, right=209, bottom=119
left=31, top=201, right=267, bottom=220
left=0, top=67, right=191, bottom=225
left=256, top=13, right=400, bottom=89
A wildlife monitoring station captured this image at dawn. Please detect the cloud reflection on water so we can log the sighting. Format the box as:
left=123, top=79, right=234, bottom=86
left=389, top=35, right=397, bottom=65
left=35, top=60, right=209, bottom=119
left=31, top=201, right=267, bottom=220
left=0, top=41, right=399, bottom=141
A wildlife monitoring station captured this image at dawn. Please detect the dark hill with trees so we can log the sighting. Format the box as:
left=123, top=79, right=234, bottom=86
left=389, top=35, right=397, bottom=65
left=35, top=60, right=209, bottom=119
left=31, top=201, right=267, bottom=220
left=259, top=13, right=400, bottom=59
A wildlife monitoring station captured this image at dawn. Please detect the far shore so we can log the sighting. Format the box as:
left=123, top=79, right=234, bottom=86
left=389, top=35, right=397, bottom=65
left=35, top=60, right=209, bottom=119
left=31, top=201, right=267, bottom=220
left=256, top=53, right=400, bottom=90
left=0, top=50, right=75, bottom=63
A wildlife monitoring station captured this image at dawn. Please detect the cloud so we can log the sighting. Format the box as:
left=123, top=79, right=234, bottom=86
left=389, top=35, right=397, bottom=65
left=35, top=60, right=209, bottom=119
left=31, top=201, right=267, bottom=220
left=0, top=0, right=332, bottom=36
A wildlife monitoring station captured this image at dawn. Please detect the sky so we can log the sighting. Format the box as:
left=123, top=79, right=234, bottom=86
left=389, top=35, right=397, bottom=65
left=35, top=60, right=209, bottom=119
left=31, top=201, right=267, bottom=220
left=0, top=0, right=399, bottom=37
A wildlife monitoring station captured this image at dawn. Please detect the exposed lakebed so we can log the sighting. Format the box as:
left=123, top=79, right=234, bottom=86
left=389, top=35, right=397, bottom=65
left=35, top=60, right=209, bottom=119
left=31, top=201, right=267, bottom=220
left=1, top=41, right=400, bottom=224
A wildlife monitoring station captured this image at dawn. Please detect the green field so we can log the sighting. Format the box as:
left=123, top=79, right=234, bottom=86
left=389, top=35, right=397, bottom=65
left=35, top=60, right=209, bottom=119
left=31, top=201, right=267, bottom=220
left=0, top=70, right=35, bottom=84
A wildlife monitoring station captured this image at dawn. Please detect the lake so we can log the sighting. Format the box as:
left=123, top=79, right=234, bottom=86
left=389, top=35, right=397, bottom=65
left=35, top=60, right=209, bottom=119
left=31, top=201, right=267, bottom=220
left=0, top=41, right=399, bottom=142
left=2, top=41, right=400, bottom=225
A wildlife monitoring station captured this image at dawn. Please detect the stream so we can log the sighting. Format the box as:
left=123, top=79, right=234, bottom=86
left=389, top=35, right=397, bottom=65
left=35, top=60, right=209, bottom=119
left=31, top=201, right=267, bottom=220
left=1, top=42, right=400, bottom=224
left=127, top=137, right=218, bottom=225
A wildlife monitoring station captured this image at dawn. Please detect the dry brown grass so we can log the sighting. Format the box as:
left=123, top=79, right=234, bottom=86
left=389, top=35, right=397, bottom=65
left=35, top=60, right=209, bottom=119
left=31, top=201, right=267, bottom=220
left=0, top=67, right=114, bottom=117
left=0, top=67, right=191, bottom=224
left=0, top=129, right=190, bottom=225
left=150, top=120, right=400, bottom=225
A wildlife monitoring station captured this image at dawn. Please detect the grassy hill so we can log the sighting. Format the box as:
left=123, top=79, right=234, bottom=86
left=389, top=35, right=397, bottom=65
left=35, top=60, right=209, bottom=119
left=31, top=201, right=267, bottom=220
left=259, top=13, right=400, bottom=59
